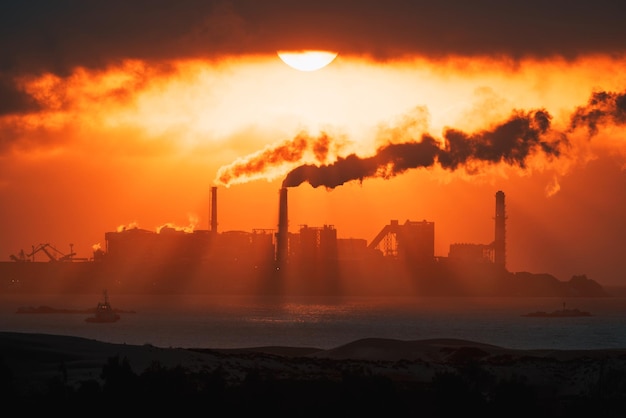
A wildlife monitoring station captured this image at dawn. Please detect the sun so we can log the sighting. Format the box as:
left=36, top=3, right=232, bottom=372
left=277, top=50, right=338, bottom=72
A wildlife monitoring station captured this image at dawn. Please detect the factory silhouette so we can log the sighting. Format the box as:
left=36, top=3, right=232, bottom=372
left=3, top=88, right=625, bottom=297
left=2, top=187, right=605, bottom=297
left=99, top=186, right=510, bottom=296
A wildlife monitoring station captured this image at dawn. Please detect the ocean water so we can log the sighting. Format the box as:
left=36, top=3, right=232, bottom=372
left=2, top=293, right=626, bottom=351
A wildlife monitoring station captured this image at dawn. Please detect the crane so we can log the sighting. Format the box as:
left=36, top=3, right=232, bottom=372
left=9, top=249, right=28, bottom=262
left=10, top=243, right=76, bottom=261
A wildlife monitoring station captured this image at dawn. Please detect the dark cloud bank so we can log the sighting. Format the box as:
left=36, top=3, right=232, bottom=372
left=3, top=0, right=626, bottom=73
left=2, top=0, right=626, bottom=115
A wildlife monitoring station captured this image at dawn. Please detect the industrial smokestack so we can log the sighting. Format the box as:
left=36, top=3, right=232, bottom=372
left=494, top=190, right=506, bottom=267
left=276, top=187, right=288, bottom=264
left=210, top=186, right=218, bottom=235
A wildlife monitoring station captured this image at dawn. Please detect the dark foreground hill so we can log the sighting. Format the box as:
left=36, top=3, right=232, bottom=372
left=2, top=331, right=626, bottom=416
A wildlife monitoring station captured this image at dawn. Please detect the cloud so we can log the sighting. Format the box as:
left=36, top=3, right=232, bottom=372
left=3, top=1, right=626, bottom=151
left=0, top=77, right=41, bottom=115
left=3, top=0, right=626, bottom=78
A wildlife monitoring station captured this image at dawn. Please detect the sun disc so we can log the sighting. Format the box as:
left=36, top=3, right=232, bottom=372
left=277, top=50, right=338, bottom=72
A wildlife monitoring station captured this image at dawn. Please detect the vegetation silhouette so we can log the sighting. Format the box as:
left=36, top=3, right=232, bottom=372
left=3, top=351, right=626, bottom=417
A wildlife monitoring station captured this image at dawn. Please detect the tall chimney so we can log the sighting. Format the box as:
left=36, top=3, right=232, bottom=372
left=494, top=190, right=506, bottom=267
left=210, top=186, right=218, bottom=235
left=276, top=187, right=288, bottom=264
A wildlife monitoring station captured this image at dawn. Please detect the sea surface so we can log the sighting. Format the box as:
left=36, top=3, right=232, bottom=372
left=2, top=292, right=626, bottom=351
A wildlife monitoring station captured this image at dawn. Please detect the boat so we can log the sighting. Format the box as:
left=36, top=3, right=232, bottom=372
left=522, top=302, right=592, bottom=317
left=85, top=289, right=121, bottom=323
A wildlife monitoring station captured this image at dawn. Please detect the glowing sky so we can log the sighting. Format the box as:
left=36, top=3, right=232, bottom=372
left=1, top=1, right=625, bottom=286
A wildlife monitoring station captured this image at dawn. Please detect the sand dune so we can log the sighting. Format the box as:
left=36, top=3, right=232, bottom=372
left=3, top=330, right=626, bottom=405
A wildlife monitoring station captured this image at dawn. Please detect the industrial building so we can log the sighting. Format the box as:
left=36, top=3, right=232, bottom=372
left=103, top=187, right=506, bottom=266
left=2, top=186, right=607, bottom=297
left=94, top=186, right=508, bottom=294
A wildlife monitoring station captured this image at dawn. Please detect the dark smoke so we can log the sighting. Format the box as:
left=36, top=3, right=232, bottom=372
left=282, top=109, right=563, bottom=189
left=569, top=90, right=626, bottom=136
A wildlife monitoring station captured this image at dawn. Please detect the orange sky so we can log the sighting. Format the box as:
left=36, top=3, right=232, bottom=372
left=1, top=1, right=625, bottom=286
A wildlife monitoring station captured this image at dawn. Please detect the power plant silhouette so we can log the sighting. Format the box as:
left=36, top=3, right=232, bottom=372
left=5, top=87, right=624, bottom=296
left=101, top=186, right=511, bottom=295
left=1, top=188, right=606, bottom=297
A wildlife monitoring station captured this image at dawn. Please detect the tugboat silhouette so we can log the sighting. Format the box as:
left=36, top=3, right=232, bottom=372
left=85, top=289, right=121, bottom=323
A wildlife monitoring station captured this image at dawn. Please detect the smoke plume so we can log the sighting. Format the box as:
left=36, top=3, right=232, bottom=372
left=214, top=132, right=333, bottom=186
left=214, top=89, right=626, bottom=190
left=282, top=109, right=561, bottom=188
left=569, top=90, right=626, bottom=136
